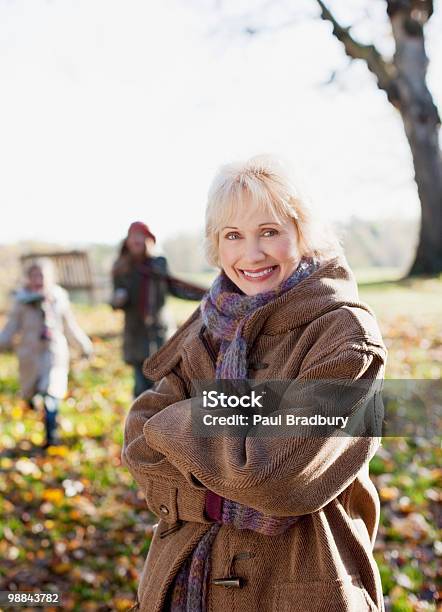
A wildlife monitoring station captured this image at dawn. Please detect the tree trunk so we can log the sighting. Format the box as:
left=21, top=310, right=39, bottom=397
left=315, top=0, right=442, bottom=275
left=389, top=8, right=442, bottom=275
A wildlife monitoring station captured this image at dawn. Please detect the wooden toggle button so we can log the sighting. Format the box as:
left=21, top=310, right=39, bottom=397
left=212, top=577, right=244, bottom=588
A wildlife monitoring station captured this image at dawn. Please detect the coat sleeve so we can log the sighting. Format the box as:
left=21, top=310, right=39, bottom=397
left=0, top=301, right=22, bottom=350
left=121, top=364, right=212, bottom=524
left=167, top=276, right=207, bottom=301
left=61, top=293, right=93, bottom=355
left=152, top=256, right=207, bottom=301
left=142, top=341, right=387, bottom=517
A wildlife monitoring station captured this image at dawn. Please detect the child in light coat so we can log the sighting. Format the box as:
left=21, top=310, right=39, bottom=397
left=0, top=259, right=93, bottom=448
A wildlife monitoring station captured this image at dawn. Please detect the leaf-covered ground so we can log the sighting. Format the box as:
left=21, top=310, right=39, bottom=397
left=0, top=276, right=441, bottom=611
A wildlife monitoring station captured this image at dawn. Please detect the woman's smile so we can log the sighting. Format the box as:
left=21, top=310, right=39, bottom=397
left=237, top=264, right=279, bottom=282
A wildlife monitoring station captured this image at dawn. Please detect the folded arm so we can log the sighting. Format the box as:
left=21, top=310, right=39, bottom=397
left=143, top=342, right=386, bottom=517
left=121, top=364, right=211, bottom=524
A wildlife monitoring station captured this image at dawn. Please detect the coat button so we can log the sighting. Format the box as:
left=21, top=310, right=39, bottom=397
left=159, top=504, right=169, bottom=515
left=212, top=577, right=243, bottom=588
left=248, top=362, right=269, bottom=371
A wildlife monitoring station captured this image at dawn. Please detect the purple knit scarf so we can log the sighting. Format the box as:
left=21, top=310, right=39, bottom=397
left=168, top=257, right=319, bottom=612
left=201, top=257, right=318, bottom=379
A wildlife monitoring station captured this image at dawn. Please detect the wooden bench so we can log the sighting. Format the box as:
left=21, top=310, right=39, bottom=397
left=20, top=251, right=95, bottom=302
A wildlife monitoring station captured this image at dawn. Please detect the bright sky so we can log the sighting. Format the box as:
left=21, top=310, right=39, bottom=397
left=1, top=0, right=441, bottom=248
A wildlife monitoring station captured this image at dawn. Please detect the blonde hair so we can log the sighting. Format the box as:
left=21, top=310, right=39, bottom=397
left=204, top=154, right=342, bottom=268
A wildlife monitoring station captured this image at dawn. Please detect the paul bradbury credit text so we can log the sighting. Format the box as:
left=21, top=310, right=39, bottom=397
left=202, top=413, right=349, bottom=428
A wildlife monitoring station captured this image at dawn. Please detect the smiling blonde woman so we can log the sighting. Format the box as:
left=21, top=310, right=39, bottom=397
left=122, top=155, right=387, bottom=612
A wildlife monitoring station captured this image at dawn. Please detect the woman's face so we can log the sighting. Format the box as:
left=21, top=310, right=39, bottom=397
left=126, top=231, right=147, bottom=257
left=218, top=204, right=301, bottom=296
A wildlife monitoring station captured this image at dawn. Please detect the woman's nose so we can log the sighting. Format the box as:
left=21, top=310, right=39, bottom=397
left=242, top=238, right=266, bottom=264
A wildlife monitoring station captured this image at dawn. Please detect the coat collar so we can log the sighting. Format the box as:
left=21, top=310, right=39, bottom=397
left=241, top=254, right=374, bottom=339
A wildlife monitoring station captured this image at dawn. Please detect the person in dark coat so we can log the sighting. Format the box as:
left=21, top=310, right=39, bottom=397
left=111, top=221, right=206, bottom=397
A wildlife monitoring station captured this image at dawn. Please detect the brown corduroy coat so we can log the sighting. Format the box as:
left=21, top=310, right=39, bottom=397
left=121, top=255, right=387, bottom=612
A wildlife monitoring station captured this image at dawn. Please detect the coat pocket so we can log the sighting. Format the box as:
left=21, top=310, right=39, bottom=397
left=273, top=575, right=378, bottom=612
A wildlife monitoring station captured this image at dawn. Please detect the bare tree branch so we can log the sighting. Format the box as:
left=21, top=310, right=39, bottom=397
left=315, top=0, right=395, bottom=96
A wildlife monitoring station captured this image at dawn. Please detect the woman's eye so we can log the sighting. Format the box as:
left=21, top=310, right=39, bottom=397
left=225, top=232, right=240, bottom=240
left=262, top=229, right=278, bottom=237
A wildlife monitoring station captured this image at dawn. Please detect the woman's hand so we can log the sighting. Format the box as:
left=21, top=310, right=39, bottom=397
left=111, top=288, right=129, bottom=308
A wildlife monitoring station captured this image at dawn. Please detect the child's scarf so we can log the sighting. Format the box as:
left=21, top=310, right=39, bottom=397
left=168, top=257, right=319, bottom=612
